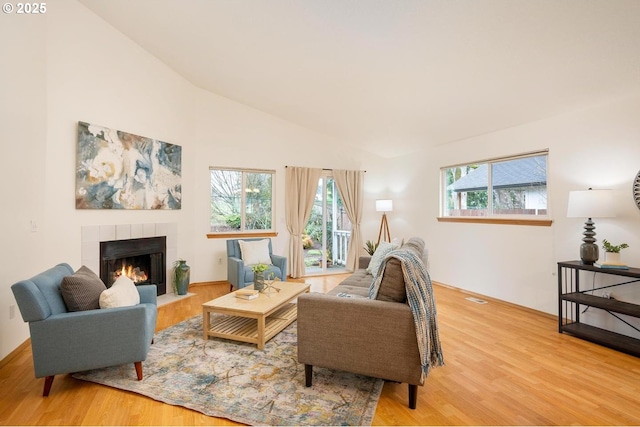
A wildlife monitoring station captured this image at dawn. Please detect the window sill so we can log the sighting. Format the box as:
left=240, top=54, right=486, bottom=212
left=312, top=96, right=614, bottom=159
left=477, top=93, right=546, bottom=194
left=207, top=231, right=279, bottom=239
left=437, top=217, right=552, bottom=227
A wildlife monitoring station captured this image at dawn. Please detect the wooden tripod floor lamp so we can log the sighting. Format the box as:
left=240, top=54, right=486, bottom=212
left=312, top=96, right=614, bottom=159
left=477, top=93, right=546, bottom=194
left=376, top=199, right=393, bottom=245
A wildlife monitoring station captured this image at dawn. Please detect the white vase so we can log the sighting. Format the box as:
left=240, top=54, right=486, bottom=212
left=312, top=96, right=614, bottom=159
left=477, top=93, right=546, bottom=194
left=604, top=252, right=622, bottom=265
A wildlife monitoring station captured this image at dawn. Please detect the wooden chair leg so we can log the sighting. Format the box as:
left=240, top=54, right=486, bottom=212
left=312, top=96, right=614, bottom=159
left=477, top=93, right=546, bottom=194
left=43, top=375, right=54, bottom=397
left=134, top=362, right=143, bottom=381
left=304, top=364, right=313, bottom=387
left=408, top=383, right=417, bottom=409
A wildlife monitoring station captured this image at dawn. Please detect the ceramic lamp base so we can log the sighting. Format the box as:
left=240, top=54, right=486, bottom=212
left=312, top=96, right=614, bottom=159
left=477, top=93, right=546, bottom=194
left=580, top=243, right=599, bottom=265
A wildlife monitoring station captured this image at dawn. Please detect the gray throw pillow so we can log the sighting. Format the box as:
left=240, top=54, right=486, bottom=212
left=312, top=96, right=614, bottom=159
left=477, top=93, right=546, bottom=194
left=374, top=238, right=425, bottom=303
left=403, top=237, right=425, bottom=258
left=60, top=265, right=107, bottom=312
left=375, top=258, right=407, bottom=303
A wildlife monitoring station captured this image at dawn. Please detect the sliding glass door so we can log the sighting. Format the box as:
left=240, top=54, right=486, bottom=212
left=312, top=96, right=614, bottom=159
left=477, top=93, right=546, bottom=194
left=303, top=172, right=351, bottom=275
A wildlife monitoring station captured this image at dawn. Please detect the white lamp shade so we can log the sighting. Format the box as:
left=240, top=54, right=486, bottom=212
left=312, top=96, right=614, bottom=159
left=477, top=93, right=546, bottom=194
left=567, top=189, right=615, bottom=218
left=376, top=199, right=393, bottom=212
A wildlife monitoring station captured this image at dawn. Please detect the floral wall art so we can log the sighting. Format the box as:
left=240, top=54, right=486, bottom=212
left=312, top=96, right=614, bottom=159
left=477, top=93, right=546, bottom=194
left=76, top=121, right=182, bottom=209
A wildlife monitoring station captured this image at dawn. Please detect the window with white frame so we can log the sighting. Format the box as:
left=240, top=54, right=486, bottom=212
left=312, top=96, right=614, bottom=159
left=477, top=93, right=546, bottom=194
left=441, top=151, right=548, bottom=218
left=210, top=167, right=275, bottom=233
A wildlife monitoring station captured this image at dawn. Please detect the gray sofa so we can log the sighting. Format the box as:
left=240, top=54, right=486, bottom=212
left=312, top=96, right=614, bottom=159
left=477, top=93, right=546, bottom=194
left=11, top=263, right=158, bottom=396
left=297, top=237, right=431, bottom=409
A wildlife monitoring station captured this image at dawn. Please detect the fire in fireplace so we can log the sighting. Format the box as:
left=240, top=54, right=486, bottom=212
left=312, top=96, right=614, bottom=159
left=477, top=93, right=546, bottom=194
left=100, top=236, right=166, bottom=296
left=115, top=264, right=148, bottom=284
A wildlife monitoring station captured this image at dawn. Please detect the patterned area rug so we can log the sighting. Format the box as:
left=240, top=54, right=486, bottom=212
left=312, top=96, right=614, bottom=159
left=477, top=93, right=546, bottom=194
left=73, top=315, right=383, bottom=426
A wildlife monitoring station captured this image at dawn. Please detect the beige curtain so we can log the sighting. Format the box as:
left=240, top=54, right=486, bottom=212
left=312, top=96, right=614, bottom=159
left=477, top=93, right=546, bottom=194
left=333, top=169, right=364, bottom=272
left=285, top=166, right=323, bottom=278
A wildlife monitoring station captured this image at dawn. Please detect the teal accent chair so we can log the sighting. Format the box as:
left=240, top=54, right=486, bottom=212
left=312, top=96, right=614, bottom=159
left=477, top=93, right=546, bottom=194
left=226, top=238, right=287, bottom=290
left=11, top=263, right=158, bottom=396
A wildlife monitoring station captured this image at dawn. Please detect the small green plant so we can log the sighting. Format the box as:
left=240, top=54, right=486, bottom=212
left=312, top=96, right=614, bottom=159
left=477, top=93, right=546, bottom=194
left=251, top=263, right=269, bottom=273
left=363, top=240, right=378, bottom=256
left=602, top=239, right=629, bottom=253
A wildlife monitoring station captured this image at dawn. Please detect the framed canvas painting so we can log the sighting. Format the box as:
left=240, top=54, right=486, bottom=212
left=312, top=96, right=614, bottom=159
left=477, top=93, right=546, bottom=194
left=76, top=121, right=182, bottom=209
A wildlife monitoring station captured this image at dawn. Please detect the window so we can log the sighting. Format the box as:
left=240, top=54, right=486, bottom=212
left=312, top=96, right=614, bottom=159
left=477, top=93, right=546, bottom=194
left=210, top=167, right=275, bottom=233
left=441, top=151, right=548, bottom=219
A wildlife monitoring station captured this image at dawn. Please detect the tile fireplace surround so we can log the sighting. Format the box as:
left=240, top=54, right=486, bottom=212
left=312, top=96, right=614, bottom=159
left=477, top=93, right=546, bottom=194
left=81, top=222, right=184, bottom=305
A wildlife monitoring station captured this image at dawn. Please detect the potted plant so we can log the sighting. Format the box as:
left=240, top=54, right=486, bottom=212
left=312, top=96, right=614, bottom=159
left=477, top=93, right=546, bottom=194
left=173, top=259, right=190, bottom=295
left=251, top=263, right=269, bottom=291
left=602, top=239, right=629, bottom=265
left=363, top=240, right=378, bottom=256
left=317, top=250, right=332, bottom=267
left=302, top=234, right=314, bottom=249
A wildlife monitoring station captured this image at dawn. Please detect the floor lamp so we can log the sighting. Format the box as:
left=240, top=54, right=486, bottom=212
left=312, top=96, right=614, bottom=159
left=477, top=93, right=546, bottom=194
left=376, top=199, right=392, bottom=245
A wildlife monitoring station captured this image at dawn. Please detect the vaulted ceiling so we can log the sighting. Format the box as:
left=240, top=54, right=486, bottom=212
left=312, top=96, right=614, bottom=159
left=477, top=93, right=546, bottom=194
left=79, top=0, right=640, bottom=158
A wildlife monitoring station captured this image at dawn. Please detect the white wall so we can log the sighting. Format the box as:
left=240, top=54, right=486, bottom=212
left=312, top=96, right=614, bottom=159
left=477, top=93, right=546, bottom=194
left=391, top=94, right=640, bottom=317
left=0, top=12, right=47, bottom=359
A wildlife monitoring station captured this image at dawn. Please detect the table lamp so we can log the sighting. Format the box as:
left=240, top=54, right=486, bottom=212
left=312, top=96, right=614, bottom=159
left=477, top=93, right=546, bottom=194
left=376, top=199, right=392, bottom=245
left=566, top=188, right=615, bottom=265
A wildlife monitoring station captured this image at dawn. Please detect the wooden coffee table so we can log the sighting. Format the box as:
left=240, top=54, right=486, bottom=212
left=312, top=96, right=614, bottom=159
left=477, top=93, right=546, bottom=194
left=202, top=281, right=310, bottom=350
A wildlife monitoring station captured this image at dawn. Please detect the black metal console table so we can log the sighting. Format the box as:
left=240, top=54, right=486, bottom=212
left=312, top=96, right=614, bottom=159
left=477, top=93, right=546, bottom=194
left=558, top=261, right=640, bottom=357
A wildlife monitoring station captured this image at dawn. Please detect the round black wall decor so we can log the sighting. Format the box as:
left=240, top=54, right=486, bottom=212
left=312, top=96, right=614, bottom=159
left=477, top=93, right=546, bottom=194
left=634, top=169, right=640, bottom=210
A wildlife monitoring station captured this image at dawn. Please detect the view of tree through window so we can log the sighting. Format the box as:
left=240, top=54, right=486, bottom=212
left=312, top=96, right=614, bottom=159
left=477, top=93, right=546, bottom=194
left=442, top=152, right=548, bottom=217
left=210, top=168, right=274, bottom=232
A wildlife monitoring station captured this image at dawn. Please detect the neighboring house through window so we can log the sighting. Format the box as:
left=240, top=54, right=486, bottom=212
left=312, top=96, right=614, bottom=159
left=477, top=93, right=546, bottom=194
left=441, top=151, right=548, bottom=218
left=210, top=167, right=275, bottom=234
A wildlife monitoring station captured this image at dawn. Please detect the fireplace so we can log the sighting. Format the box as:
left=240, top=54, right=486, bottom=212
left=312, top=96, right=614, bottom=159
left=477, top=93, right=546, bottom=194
left=100, top=236, right=166, bottom=295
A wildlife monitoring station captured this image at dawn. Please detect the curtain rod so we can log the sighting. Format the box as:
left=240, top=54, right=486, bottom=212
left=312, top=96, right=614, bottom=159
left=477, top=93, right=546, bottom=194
left=285, top=166, right=366, bottom=172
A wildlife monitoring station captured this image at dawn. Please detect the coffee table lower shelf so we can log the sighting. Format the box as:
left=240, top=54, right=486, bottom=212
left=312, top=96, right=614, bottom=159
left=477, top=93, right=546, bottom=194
left=205, top=303, right=297, bottom=349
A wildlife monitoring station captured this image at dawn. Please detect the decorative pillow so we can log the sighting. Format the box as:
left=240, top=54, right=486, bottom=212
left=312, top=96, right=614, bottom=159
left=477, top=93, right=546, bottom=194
left=366, top=241, right=398, bottom=276
left=60, top=265, right=107, bottom=312
left=99, top=274, right=140, bottom=309
left=390, top=237, right=405, bottom=247
left=403, top=237, right=425, bottom=258
left=374, top=238, right=426, bottom=303
left=375, top=258, right=407, bottom=303
left=238, top=239, right=272, bottom=265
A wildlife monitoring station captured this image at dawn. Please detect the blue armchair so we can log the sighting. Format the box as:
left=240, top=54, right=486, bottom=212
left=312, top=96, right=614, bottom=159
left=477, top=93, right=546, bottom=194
left=11, top=263, right=158, bottom=396
left=226, top=238, right=287, bottom=290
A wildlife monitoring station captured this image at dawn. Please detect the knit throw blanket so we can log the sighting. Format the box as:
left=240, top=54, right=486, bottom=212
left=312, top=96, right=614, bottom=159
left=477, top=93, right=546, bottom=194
left=369, top=250, right=444, bottom=380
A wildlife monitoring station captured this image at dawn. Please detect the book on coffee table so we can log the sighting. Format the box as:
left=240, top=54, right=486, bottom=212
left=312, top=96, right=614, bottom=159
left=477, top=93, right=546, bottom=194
left=235, top=289, right=259, bottom=300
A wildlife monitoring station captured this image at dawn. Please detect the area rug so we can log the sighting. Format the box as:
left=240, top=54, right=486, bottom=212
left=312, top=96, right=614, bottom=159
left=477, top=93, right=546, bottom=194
left=73, top=315, right=383, bottom=426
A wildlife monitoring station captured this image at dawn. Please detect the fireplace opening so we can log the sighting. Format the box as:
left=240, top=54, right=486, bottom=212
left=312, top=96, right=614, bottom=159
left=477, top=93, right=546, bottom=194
left=100, top=236, right=166, bottom=296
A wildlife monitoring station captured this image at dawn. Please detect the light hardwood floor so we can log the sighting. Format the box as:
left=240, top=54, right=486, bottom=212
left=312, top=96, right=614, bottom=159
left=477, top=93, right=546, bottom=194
left=2, top=275, right=640, bottom=425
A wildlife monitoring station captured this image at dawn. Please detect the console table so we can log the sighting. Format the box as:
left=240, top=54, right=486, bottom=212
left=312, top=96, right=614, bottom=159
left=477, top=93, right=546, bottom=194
left=558, top=261, right=640, bottom=356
